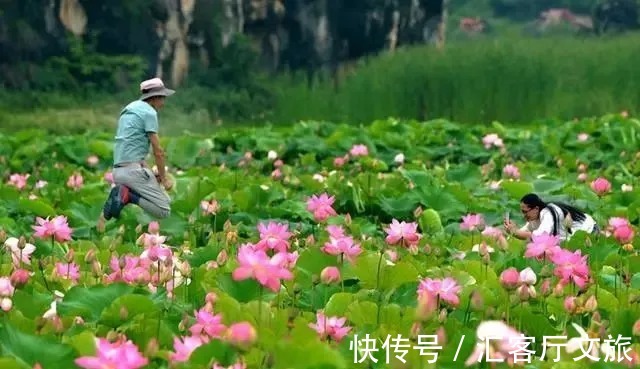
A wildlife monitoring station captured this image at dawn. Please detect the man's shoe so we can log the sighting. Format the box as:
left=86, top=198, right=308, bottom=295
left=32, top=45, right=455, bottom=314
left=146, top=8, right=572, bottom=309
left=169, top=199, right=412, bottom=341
left=102, top=186, right=119, bottom=220
left=103, top=185, right=131, bottom=220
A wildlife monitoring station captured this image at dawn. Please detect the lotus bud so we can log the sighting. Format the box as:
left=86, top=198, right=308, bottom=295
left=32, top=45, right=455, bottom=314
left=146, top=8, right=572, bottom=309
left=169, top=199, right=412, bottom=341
left=120, top=306, right=128, bottom=320
left=470, top=290, right=484, bottom=311
left=413, top=206, right=423, bottom=218
left=135, top=224, right=142, bottom=234
left=65, top=249, right=74, bottom=263
left=320, top=266, right=341, bottom=284
left=145, top=338, right=159, bottom=358
left=540, top=279, right=551, bottom=297
left=499, top=268, right=519, bottom=290
left=148, top=221, right=160, bottom=234
left=74, top=316, right=85, bottom=326
left=564, top=296, right=577, bottom=314
left=206, top=292, right=217, bottom=305
left=84, top=249, right=96, bottom=264
left=415, top=293, right=436, bottom=321
left=436, top=326, right=447, bottom=346
left=226, top=230, right=238, bottom=244
left=0, top=297, right=12, bottom=312
left=553, top=282, right=565, bottom=297
left=216, top=250, right=228, bottom=265
left=18, top=236, right=26, bottom=250
left=223, top=219, right=233, bottom=231
left=438, top=308, right=447, bottom=323
left=517, top=285, right=532, bottom=302
left=10, top=269, right=29, bottom=288
left=623, top=243, right=634, bottom=252
left=481, top=253, right=490, bottom=265
left=584, top=295, right=598, bottom=312
left=91, top=261, right=102, bottom=277
left=410, top=322, right=421, bottom=339
left=305, top=234, right=315, bottom=246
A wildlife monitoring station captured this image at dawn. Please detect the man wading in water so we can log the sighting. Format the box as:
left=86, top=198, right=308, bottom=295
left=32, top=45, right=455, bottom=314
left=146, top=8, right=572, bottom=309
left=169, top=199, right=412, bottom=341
left=100, top=78, right=175, bottom=222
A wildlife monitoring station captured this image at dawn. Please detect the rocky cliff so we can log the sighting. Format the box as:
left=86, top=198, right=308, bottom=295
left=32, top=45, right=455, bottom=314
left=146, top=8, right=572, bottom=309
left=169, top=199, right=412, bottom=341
left=0, top=0, right=445, bottom=89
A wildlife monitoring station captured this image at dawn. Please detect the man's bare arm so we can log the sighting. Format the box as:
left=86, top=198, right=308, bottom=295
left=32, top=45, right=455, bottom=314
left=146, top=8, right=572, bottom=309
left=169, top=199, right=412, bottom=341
left=149, top=133, right=166, bottom=181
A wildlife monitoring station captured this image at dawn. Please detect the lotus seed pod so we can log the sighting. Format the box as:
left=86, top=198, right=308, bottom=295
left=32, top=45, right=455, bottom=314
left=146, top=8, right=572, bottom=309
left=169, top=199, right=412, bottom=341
left=419, top=209, right=443, bottom=235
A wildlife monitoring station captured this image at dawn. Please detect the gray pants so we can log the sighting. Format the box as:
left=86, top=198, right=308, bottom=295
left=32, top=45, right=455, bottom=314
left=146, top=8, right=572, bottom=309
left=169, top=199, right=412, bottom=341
left=112, top=164, right=171, bottom=218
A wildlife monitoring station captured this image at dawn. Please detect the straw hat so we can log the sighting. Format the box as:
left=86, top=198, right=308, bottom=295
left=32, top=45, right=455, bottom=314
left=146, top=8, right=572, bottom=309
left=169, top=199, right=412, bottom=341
left=139, top=78, right=175, bottom=100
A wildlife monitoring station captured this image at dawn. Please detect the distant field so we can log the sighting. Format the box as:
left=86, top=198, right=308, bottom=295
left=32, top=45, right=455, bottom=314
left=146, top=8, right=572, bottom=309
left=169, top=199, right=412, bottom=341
left=1, top=35, right=639, bottom=134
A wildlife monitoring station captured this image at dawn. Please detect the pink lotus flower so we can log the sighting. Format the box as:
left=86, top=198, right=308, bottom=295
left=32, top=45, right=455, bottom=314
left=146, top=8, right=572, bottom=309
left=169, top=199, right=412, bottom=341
left=609, top=217, right=630, bottom=229
left=349, top=144, right=368, bottom=156
left=147, top=221, right=160, bottom=234
left=66, top=173, right=84, bottom=190
left=326, top=225, right=346, bottom=239
left=32, top=216, right=73, bottom=242
left=502, top=164, right=520, bottom=179
left=10, top=269, right=30, bottom=287
left=309, top=311, right=352, bottom=342
left=225, top=322, right=257, bottom=346
left=613, top=224, right=635, bottom=244
left=306, top=193, right=338, bottom=222
left=590, top=177, right=611, bottom=196
left=75, top=337, right=148, bottom=369
left=0, top=277, right=14, bottom=297
left=189, top=308, right=227, bottom=338
left=201, top=199, right=220, bottom=215
left=7, top=173, right=29, bottom=190
left=577, top=133, right=589, bottom=142
left=169, top=335, right=206, bottom=363
left=54, top=262, right=80, bottom=283
left=137, top=232, right=167, bottom=248
left=481, top=226, right=507, bottom=248
left=320, top=266, right=341, bottom=284
left=255, top=222, right=291, bottom=252
left=107, top=256, right=150, bottom=285
left=231, top=245, right=293, bottom=292
left=86, top=155, right=99, bottom=166
left=499, top=268, right=520, bottom=290
left=481, top=134, right=503, bottom=149
left=551, top=249, right=590, bottom=290
left=3, top=237, right=36, bottom=267
left=321, top=235, right=362, bottom=264
left=460, top=214, right=484, bottom=231
left=524, top=233, right=561, bottom=261
left=333, top=155, right=348, bottom=167
left=384, top=219, right=421, bottom=247
left=465, top=320, right=524, bottom=366
left=417, top=277, right=462, bottom=307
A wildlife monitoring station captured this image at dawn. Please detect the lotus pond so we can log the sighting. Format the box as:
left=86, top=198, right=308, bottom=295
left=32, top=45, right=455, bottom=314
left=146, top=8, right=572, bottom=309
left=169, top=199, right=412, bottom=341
left=1, top=115, right=640, bottom=369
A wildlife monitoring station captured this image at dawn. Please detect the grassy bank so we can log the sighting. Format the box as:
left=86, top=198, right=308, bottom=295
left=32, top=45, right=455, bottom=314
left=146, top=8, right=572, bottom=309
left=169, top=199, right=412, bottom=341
left=272, top=34, right=640, bottom=125
left=1, top=34, right=639, bottom=134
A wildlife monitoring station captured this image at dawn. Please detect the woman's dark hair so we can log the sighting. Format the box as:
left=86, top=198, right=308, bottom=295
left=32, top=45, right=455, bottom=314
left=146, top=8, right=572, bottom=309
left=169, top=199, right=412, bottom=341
left=520, top=193, right=587, bottom=236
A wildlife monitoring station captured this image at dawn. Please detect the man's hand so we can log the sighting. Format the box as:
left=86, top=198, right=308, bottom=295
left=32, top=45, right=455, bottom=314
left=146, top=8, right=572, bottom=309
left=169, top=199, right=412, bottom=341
left=148, top=132, right=166, bottom=180
left=155, top=174, right=172, bottom=191
left=162, top=177, right=173, bottom=191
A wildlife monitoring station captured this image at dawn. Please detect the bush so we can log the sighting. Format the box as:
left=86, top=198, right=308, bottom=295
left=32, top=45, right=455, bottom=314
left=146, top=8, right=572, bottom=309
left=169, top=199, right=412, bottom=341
left=271, top=35, right=640, bottom=125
